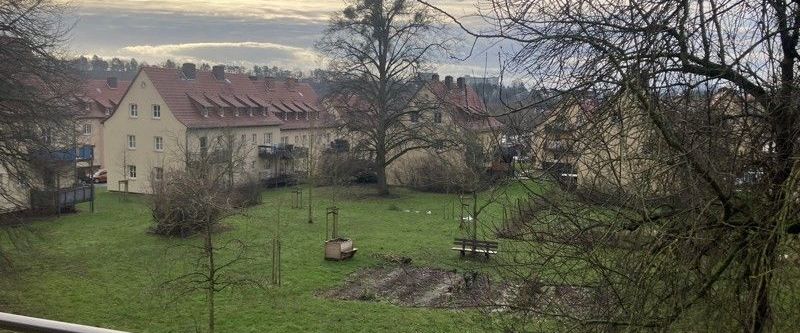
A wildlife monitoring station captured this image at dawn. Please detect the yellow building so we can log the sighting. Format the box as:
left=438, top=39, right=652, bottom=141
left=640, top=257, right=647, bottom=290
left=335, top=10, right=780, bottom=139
left=103, top=65, right=332, bottom=194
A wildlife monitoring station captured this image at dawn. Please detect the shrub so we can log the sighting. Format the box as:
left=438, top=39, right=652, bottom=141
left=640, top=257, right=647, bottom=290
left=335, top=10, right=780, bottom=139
left=317, top=153, right=376, bottom=186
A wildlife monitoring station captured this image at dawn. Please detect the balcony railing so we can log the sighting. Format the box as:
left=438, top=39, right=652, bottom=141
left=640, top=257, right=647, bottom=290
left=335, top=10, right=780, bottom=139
left=258, top=144, right=307, bottom=159
left=31, top=145, right=94, bottom=162
left=0, top=311, right=128, bottom=333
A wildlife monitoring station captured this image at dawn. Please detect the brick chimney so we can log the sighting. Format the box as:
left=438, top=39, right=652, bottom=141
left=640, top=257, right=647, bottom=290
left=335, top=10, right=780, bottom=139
left=431, top=73, right=440, bottom=82
left=181, top=63, right=196, bottom=80
left=457, top=77, right=465, bottom=88
left=106, top=77, right=118, bottom=89
left=444, top=75, right=453, bottom=88
left=212, top=65, right=225, bottom=80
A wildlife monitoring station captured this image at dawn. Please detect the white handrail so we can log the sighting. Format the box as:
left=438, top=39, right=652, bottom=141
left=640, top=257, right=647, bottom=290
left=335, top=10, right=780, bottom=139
left=0, top=312, right=129, bottom=333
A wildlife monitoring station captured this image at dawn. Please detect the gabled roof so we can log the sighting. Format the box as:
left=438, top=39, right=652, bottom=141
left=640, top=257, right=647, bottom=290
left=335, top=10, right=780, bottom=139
left=134, top=67, right=339, bottom=129
left=139, top=67, right=284, bottom=128
left=425, top=80, right=503, bottom=132
left=79, top=79, right=131, bottom=119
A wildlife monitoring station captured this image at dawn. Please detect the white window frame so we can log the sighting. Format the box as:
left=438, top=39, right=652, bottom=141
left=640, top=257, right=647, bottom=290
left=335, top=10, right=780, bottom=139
left=154, top=136, right=164, bottom=152
left=264, top=133, right=272, bottom=145
left=129, top=103, right=138, bottom=118
left=127, top=135, right=136, bottom=150
left=152, top=104, right=161, bottom=119
left=83, top=123, right=92, bottom=136
left=251, top=134, right=257, bottom=144
left=128, top=165, right=137, bottom=179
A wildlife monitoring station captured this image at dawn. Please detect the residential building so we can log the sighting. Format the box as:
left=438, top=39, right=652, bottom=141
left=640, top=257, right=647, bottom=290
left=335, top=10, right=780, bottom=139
left=76, top=76, right=131, bottom=174
left=102, top=64, right=335, bottom=194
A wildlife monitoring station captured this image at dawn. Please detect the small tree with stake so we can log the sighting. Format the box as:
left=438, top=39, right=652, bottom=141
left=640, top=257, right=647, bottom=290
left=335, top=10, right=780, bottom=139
left=152, top=131, right=261, bottom=333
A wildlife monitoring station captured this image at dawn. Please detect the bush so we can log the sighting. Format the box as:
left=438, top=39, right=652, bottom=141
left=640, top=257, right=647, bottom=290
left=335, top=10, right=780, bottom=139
left=317, top=153, right=376, bottom=186
left=149, top=172, right=259, bottom=237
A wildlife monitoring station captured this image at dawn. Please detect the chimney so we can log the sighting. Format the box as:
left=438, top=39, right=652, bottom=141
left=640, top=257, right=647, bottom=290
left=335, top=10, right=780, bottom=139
left=444, top=76, right=453, bottom=88
left=457, top=77, right=465, bottom=88
left=181, top=63, right=196, bottom=80
left=431, top=73, right=440, bottom=82
left=106, top=77, right=118, bottom=89
left=212, top=65, right=225, bottom=80
left=286, top=77, right=297, bottom=90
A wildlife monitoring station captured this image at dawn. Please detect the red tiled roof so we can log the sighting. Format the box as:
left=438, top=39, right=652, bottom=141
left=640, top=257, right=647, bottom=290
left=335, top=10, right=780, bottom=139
left=79, top=79, right=131, bottom=119
left=140, top=67, right=285, bottom=128
left=426, top=81, right=503, bottom=131
left=137, top=67, right=337, bottom=129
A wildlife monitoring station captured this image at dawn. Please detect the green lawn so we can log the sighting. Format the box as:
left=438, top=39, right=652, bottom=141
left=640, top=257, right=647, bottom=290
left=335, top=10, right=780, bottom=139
left=0, top=184, right=532, bottom=333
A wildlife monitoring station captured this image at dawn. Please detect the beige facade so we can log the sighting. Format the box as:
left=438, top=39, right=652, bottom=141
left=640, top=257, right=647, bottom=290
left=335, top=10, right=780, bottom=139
left=103, top=71, right=188, bottom=194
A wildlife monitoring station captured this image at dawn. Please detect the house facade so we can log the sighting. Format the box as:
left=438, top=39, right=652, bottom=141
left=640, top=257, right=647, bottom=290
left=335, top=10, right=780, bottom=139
left=76, top=77, right=131, bottom=175
left=102, top=64, right=335, bottom=194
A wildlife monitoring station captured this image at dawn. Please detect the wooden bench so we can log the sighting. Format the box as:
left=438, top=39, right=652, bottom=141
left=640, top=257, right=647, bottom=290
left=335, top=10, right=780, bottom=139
left=451, top=238, right=499, bottom=258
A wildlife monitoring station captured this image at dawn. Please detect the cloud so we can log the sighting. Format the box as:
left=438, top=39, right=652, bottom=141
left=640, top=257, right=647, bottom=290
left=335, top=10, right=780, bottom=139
left=116, top=41, right=320, bottom=69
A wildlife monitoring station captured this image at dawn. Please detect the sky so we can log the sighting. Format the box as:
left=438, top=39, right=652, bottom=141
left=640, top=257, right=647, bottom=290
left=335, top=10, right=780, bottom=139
left=65, top=0, right=503, bottom=77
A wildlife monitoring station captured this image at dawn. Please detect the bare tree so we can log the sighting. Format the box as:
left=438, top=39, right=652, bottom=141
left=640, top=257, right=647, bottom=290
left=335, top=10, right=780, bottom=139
left=421, top=0, right=800, bottom=332
left=151, top=130, right=262, bottom=333
left=317, top=0, right=450, bottom=195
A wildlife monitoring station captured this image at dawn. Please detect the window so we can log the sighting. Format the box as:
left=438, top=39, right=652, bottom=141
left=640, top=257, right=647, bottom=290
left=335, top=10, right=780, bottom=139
left=294, top=136, right=299, bottom=144
left=152, top=167, right=163, bottom=181
left=281, top=136, right=289, bottom=144
left=105, top=108, right=111, bottom=116
left=234, top=108, right=240, bottom=117
left=202, top=107, right=209, bottom=117
left=252, top=134, right=257, bottom=144
left=127, top=135, right=136, bottom=149
left=248, top=108, right=254, bottom=117
left=302, top=135, right=307, bottom=146
left=410, top=111, right=420, bottom=123
left=241, top=134, right=246, bottom=143
left=264, top=133, right=272, bottom=145
left=433, top=111, right=442, bottom=123
left=83, top=123, right=92, bottom=135
left=128, top=165, right=137, bottom=179
left=152, top=104, right=161, bottom=119
left=129, top=103, right=138, bottom=118
left=199, top=136, right=208, bottom=150
left=154, top=136, right=164, bottom=151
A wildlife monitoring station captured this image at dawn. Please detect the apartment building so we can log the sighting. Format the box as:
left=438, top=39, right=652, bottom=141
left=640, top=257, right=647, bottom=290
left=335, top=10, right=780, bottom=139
left=103, top=64, right=333, bottom=194
left=386, top=75, right=503, bottom=184
left=76, top=77, right=131, bottom=174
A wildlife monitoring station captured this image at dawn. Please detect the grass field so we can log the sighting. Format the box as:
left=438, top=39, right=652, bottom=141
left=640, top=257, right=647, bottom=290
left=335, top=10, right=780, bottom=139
left=0, top=184, right=532, bottom=333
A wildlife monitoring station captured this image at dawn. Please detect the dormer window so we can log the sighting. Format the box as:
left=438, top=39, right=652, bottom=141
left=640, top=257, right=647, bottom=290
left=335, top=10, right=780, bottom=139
left=294, top=113, right=299, bottom=120
left=305, top=112, right=309, bottom=120
left=202, top=107, right=209, bottom=118
left=105, top=108, right=111, bottom=116
left=283, top=112, right=288, bottom=121
left=248, top=108, right=254, bottom=117
left=262, top=108, right=267, bottom=116
left=218, top=108, right=225, bottom=117
left=234, top=108, right=240, bottom=117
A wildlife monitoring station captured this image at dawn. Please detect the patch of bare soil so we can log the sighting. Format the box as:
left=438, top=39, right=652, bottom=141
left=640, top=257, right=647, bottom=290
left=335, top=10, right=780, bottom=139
left=319, top=265, right=509, bottom=308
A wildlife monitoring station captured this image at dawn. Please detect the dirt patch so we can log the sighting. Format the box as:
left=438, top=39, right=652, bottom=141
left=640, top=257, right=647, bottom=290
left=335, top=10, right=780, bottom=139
left=319, top=265, right=508, bottom=308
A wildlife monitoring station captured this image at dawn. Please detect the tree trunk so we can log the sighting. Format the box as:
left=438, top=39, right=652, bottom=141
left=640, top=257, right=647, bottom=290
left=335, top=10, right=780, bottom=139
left=375, top=148, right=389, bottom=195
left=205, top=223, right=215, bottom=333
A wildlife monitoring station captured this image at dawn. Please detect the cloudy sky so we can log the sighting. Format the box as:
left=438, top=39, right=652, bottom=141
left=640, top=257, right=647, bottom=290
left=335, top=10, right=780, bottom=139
left=66, top=0, right=502, bottom=77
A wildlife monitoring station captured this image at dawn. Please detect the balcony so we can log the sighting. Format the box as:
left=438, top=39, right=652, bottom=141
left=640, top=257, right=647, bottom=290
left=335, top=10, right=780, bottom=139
left=258, top=144, right=307, bottom=159
left=31, top=145, right=94, bottom=163
left=544, top=141, right=573, bottom=154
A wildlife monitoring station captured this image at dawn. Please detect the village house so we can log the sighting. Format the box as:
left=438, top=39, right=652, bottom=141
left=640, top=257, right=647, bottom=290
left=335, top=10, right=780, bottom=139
left=102, top=64, right=335, bottom=194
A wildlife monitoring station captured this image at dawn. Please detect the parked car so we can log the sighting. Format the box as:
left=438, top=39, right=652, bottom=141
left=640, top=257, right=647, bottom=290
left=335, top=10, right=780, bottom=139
left=92, top=169, right=107, bottom=183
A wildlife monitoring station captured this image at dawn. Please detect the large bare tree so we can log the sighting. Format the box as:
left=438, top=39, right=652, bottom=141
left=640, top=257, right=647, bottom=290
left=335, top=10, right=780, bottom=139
left=317, top=0, right=449, bottom=195
left=421, top=0, right=800, bottom=332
